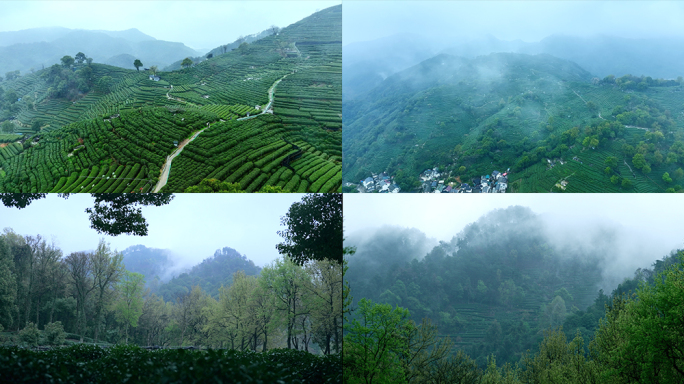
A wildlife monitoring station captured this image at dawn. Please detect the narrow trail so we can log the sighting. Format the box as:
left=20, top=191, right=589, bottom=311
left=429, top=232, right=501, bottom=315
left=153, top=125, right=211, bottom=192
left=237, top=72, right=291, bottom=121
left=152, top=72, right=290, bottom=192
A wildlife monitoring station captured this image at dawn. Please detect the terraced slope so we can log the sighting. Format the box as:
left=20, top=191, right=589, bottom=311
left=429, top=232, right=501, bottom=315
left=0, top=5, right=341, bottom=192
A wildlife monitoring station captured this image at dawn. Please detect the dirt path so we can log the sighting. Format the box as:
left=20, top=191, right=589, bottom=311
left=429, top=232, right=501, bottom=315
left=237, top=72, right=291, bottom=121
left=153, top=126, right=210, bottom=192
left=153, top=72, right=291, bottom=191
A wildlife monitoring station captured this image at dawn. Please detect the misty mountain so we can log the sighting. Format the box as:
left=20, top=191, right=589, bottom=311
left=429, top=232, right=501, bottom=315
left=0, top=27, right=198, bottom=75
left=344, top=33, right=684, bottom=104
left=162, top=27, right=274, bottom=71
left=344, top=47, right=684, bottom=192
left=343, top=52, right=593, bottom=182
left=156, top=247, right=261, bottom=302
left=121, top=245, right=176, bottom=287
left=344, top=205, right=651, bottom=365
left=343, top=33, right=445, bottom=101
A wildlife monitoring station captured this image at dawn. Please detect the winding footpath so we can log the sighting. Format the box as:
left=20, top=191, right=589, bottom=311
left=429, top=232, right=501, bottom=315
left=152, top=71, right=291, bottom=192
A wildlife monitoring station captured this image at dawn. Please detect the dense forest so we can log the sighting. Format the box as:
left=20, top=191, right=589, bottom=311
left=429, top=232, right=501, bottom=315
left=343, top=52, right=684, bottom=192
left=343, top=207, right=684, bottom=383
left=0, top=229, right=342, bottom=354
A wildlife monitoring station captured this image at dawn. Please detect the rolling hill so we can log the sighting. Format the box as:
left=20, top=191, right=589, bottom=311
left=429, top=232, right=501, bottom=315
left=0, top=5, right=341, bottom=193
left=343, top=52, right=684, bottom=192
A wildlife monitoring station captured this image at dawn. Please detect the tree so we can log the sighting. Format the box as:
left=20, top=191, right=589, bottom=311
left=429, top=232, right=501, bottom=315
left=61, top=55, right=74, bottom=68
left=206, top=53, right=213, bottom=59
left=344, top=298, right=411, bottom=384
left=31, top=120, right=41, bottom=133
left=621, top=178, right=632, bottom=188
left=1, top=121, right=13, bottom=134
left=276, top=193, right=342, bottom=265
left=181, top=58, right=193, bottom=69
left=663, top=172, right=673, bottom=183
left=1, top=194, right=174, bottom=236
left=270, top=25, right=280, bottom=35
left=0, top=236, right=17, bottom=329
left=64, top=251, right=96, bottom=342
left=114, top=271, right=145, bottom=343
left=306, top=259, right=343, bottom=354
left=74, top=52, right=86, bottom=64
left=91, top=239, right=124, bottom=343
left=149, top=65, right=158, bottom=76
left=260, top=257, right=310, bottom=349
left=133, top=59, right=143, bottom=71
left=591, top=254, right=684, bottom=383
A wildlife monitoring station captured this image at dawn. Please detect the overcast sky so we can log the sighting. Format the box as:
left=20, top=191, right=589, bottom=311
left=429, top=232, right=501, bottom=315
left=344, top=1, right=684, bottom=46
left=0, top=1, right=340, bottom=50
left=0, top=194, right=306, bottom=268
left=345, top=194, right=684, bottom=281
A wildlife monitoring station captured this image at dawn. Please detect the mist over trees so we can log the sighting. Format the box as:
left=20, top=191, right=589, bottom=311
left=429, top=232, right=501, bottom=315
left=344, top=205, right=684, bottom=382
left=344, top=206, right=679, bottom=368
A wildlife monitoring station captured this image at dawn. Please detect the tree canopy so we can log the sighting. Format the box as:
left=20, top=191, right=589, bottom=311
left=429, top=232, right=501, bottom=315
left=0, top=193, right=173, bottom=236
left=276, top=193, right=342, bottom=265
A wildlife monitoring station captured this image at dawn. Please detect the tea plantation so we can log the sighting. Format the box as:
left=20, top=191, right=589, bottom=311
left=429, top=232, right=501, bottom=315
left=0, top=5, right=341, bottom=192
left=0, top=344, right=341, bottom=384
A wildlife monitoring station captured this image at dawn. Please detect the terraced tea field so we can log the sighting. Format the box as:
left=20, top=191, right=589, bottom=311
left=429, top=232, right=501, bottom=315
left=0, top=5, right=341, bottom=192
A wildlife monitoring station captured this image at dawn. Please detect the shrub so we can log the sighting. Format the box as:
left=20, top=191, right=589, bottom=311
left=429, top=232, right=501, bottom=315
left=45, top=321, right=66, bottom=345
left=19, top=322, right=40, bottom=346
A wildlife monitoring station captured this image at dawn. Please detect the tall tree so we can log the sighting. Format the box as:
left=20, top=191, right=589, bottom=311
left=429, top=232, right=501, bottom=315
left=114, top=271, right=145, bottom=344
left=181, top=58, right=193, bottom=69
left=65, top=251, right=96, bottom=342
left=306, top=259, right=343, bottom=354
left=91, top=239, right=123, bottom=343
left=31, top=238, right=62, bottom=327
left=133, top=59, right=143, bottom=71
left=260, top=257, right=310, bottom=349
left=276, top=193, right=342, bottom=265
left=74, top=52, right=86, bottom=64
left=0, top=236, right=17, bottom=329
left=61, top=55, right=74, bottom=68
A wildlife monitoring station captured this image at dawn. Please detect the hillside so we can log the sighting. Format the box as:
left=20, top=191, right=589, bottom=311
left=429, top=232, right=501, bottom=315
left=345, top=206, right=608, bottom=365
left=0, top=5, right=341, bottom=193
left=156, top=247, right=261, bottom=302
left=343, top=52, right=684, bottom=192
left=121, top=245, right=175, bottom=288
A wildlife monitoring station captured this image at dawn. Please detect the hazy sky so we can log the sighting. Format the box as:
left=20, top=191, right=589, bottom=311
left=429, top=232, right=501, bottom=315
left=0, top=194, right=307, bottom=268
left=0, top=1, right=341, bottom=50
left=344, top=1, right=684, bottom=46
left=345, top=194, right=684, bottom=279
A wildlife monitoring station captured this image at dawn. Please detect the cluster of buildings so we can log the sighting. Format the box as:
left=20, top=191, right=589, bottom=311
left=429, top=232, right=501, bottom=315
left=360, top=172, right=401, bottom=193
left=420, top=167, right=509, bottom=193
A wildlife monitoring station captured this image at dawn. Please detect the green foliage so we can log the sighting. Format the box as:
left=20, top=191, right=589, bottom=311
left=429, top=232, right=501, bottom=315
left=276, top=193, right=342, bottom=265
left=0, top=344, right=339, bottom=384
left=44, top=321, right=66, bottom=345
left=344, top=298, right=411, bottom=384
left=19, top=321, right=40, bottom=346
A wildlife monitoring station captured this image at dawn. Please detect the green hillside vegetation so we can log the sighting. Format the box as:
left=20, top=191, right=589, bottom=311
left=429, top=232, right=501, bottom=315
left=156, top=247, right=261, bottom=302
left=343, top=52, right=684, bottom=192
left=344, top=248, right=684, bottom=383
left=0, top=5, right=341, bottom=192
left=345, top=206, right=620, bottom=367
